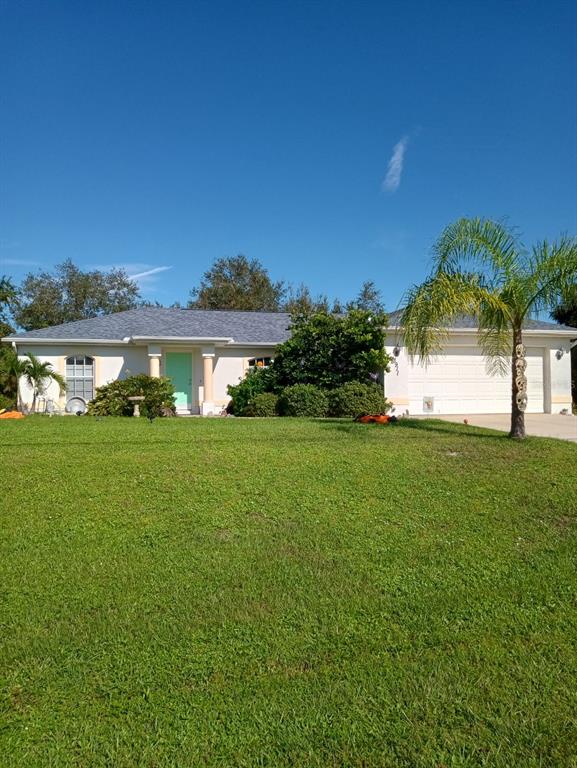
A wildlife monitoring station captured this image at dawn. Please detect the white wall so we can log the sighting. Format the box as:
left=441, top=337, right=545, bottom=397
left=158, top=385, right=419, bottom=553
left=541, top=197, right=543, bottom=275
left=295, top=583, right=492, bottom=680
left=548, top=343, right=573, bottom=412
left=15, top=344, right=148, bottom=409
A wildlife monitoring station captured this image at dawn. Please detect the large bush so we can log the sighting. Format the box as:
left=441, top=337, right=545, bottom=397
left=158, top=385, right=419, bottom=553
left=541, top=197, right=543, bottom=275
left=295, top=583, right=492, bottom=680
left=88, top=375, right=176, bottom=418
left=273, top=309, right=391, bottom=389
left=246, top=392, right=279, bottom=417
left=226, top=366, right=276, bottom=416
left=278, top=384, right=328, bottom=417
left=329, top=381, right=391, bottom=418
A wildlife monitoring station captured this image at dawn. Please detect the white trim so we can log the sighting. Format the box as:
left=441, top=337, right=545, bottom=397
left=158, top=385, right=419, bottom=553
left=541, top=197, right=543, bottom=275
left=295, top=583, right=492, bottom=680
left=4, top=326, right=576, bottom=347
left=387, top=326, right=577, bottom=338
left=2, top=337, right=131, bottom=345
left=131, top=335, right=233, bottom=343
left=226, top=341, right=280, bottom=347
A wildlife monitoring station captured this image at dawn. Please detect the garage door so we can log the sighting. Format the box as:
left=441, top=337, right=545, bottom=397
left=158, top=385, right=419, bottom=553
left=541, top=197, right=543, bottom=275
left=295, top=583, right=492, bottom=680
left=407, top=347, right=544, bottom=414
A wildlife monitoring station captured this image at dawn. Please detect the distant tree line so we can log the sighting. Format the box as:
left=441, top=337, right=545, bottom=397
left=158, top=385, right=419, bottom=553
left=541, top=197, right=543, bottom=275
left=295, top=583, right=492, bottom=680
left=0, top=254, right=387, bottom=333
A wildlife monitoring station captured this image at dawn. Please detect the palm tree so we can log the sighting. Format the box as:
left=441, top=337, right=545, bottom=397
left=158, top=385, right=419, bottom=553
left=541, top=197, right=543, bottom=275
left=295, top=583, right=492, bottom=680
left=400, top=218, right=577, bottom=439
left=21, top=353, right=66, bottom=413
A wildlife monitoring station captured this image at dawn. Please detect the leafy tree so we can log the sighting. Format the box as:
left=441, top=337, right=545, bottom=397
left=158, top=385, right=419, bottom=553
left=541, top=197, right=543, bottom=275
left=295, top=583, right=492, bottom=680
left=347, top=280, right=385, bottom=314
left=21, top=353, right=66, bottom=412
left=400, top=218, right=577, bottom=439
left=188, top=255, right=285, bottom=311
left=552, top=284, right=577, bottom=406
left=282, top=284, right=330, bottom=315
left=273, top=309, right=390, bottom=390
left=0, top=276, right=17, bottom=337
left=552, top=284, right=577, bottom=328
left=13, top=260, right=141, bottom=330
left=0, top=348, right=27, bottom=409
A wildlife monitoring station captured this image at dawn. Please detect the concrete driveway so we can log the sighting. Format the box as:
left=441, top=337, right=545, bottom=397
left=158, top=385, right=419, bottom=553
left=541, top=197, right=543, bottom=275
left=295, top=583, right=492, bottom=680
left=427, top=413, right=577, bottom=442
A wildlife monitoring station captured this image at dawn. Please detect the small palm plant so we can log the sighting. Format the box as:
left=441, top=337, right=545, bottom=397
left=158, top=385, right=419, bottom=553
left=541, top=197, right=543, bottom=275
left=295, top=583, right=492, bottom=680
left=400, top=218, right=577, bottom=439
left=22, top=353, right=66, bottom=413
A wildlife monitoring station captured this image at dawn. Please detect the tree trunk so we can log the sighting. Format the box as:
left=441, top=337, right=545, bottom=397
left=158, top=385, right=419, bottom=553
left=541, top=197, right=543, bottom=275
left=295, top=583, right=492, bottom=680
left=509, top=327, right=526, bottom=439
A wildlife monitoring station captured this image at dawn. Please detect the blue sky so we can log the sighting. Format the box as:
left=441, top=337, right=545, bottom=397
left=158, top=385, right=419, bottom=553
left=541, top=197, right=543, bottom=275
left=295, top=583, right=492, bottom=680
left=1, top=0, right=576, bottom=311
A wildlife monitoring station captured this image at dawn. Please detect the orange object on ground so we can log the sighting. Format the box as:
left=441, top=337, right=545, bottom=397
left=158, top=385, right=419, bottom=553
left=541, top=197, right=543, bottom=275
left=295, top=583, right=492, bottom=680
left=0, top=411, right=25, bottom=419
left=356, top=413, right=390, bottom=424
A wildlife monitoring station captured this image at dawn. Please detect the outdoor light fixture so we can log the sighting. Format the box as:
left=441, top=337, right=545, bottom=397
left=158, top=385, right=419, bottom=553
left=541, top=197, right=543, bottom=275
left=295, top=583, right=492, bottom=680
left=393, top=345, right=401, bottom=357
left=556, top=348, right=565, bottom=360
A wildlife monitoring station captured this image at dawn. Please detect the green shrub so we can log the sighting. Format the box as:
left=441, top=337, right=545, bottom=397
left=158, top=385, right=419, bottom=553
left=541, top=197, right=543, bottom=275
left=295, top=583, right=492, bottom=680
left=246, top=392, right=279, bottom=417
left=0, top=393, right=15, bottom=411
left=329, top=381, right=391, bottom=418
left=227, top=366, right=276, bottom=416
left=278, top=384, right=328, bottom=417
left=88, top=375, right=176, bottom=418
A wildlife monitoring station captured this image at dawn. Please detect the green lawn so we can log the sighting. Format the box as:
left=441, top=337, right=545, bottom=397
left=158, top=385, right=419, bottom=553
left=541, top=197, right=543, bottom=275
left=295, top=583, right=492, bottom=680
left=1, top=417, right=576, bottom=767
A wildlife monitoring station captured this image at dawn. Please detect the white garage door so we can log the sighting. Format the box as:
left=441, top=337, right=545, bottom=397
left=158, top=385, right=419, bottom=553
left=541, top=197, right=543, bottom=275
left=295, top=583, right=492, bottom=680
left=407, top=347, right=545, bottom=414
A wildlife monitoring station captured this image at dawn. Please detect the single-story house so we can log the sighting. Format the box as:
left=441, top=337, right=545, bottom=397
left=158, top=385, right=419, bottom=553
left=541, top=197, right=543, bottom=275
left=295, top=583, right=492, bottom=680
left=3, top=307, right=576, bottom=415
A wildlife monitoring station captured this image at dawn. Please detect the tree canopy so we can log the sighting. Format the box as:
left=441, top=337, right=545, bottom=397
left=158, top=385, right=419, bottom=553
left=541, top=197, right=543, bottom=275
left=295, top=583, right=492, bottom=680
left=346, top=280, right=385, bottom=314
left=13, top=260, right=141, bottom=331
left=552, top=284, right=577, bottom=328
left=188, top=255, right=285, bottom=311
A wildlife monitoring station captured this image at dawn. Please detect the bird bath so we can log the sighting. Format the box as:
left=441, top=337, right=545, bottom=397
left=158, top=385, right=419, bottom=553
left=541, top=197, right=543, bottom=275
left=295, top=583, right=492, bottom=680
left=128, top=395, right=145, bottom=417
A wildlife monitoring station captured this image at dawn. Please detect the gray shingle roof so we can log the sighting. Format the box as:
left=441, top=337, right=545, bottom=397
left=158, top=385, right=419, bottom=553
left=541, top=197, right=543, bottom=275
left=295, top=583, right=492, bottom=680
left=387, top=309, right=577, bottom=333
left=5, top=308, right=293, bottom=344
left=4, top=307, right=576, bottom=344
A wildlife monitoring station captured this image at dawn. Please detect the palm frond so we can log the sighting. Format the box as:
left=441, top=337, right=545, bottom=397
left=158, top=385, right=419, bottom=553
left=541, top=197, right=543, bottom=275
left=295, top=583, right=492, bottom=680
left=432, top=218, right=521, bottom=284
left=522, top=236, right=577, bottom=318
left=400, top=272, right=510, bottom=365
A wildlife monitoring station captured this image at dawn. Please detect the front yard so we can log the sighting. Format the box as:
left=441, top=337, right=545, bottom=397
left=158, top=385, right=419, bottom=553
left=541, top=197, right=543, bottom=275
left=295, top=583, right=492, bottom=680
left=1, top=417, right=576, bottom=767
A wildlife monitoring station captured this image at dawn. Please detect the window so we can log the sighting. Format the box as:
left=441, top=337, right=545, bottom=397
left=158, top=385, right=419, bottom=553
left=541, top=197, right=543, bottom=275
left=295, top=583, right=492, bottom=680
left=247, top=357, right=273, bottom=369
left=65, top=355, right=94, bottom=401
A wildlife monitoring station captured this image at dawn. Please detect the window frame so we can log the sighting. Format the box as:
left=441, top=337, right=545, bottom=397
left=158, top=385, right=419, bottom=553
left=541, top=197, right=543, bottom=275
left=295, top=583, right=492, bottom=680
left=65, top=355, right=95, bottom=402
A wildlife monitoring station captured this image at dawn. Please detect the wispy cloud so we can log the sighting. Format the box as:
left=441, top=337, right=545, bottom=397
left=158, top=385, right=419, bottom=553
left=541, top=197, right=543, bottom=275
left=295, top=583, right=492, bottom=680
left=0, top=239, right=21, bottom=250
left=1, top=258, right=41, bottom=267
left=93, top=262, right=173, bottom=295
left=128, top=265, right=172, bottom=281
left=383, top=136, right=409, bottom=193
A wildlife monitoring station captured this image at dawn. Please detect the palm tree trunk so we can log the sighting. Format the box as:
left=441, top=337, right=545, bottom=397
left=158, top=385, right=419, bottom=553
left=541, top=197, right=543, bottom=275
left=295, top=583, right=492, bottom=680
left=509, top=327, right=526, bottom=439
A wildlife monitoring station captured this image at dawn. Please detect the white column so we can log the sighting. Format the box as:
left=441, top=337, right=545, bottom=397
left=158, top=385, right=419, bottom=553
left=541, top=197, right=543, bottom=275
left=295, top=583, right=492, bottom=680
left=201, top=346, right=216, bottom=415
left=148, top=345, right=162, bottom=378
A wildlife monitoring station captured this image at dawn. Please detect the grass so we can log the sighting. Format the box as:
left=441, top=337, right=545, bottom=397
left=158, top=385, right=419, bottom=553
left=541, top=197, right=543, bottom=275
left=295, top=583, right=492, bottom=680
left=1, top=416, right=576, bottom=767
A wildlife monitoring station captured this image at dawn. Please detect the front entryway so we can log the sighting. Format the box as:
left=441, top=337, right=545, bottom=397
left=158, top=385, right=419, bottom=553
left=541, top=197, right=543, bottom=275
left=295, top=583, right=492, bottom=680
left=165, top=352, right=192, bottom=411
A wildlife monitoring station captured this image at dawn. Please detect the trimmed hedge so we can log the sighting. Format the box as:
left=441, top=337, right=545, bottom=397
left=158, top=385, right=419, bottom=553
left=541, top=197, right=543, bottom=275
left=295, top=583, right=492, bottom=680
left=278, top=384, right=328, bottom=417
left=246, top=392, right=279, bottom=417
left=329, top=381, right=391, bottom=418
left=88, top=375, right=176, bottom=418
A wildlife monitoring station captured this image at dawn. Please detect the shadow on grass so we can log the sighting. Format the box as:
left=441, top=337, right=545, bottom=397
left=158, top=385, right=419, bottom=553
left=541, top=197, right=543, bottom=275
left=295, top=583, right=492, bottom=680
left=319, top=417, right=509, bottom=440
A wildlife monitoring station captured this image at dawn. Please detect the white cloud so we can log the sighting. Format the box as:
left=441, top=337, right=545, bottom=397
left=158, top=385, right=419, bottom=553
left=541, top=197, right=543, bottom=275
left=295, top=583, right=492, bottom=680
left=383, top=136, right=409, bottom=193
left=128, top=266, right=172, bottom=281
left=93, top=262, right=173, bottom=294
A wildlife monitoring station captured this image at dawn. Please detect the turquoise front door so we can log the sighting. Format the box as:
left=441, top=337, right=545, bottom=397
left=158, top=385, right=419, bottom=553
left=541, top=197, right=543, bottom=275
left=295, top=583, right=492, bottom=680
left=165, top=352, right=192, bottom=409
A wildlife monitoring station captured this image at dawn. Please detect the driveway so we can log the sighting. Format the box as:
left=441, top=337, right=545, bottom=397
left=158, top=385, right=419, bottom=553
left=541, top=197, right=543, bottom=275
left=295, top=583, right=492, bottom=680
left=426, top=413, right=577, bottom=442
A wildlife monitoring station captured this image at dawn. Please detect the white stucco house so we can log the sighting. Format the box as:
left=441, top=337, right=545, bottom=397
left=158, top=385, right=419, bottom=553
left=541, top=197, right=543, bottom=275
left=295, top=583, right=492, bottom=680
left=3, top=306, right=576, bottom=415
